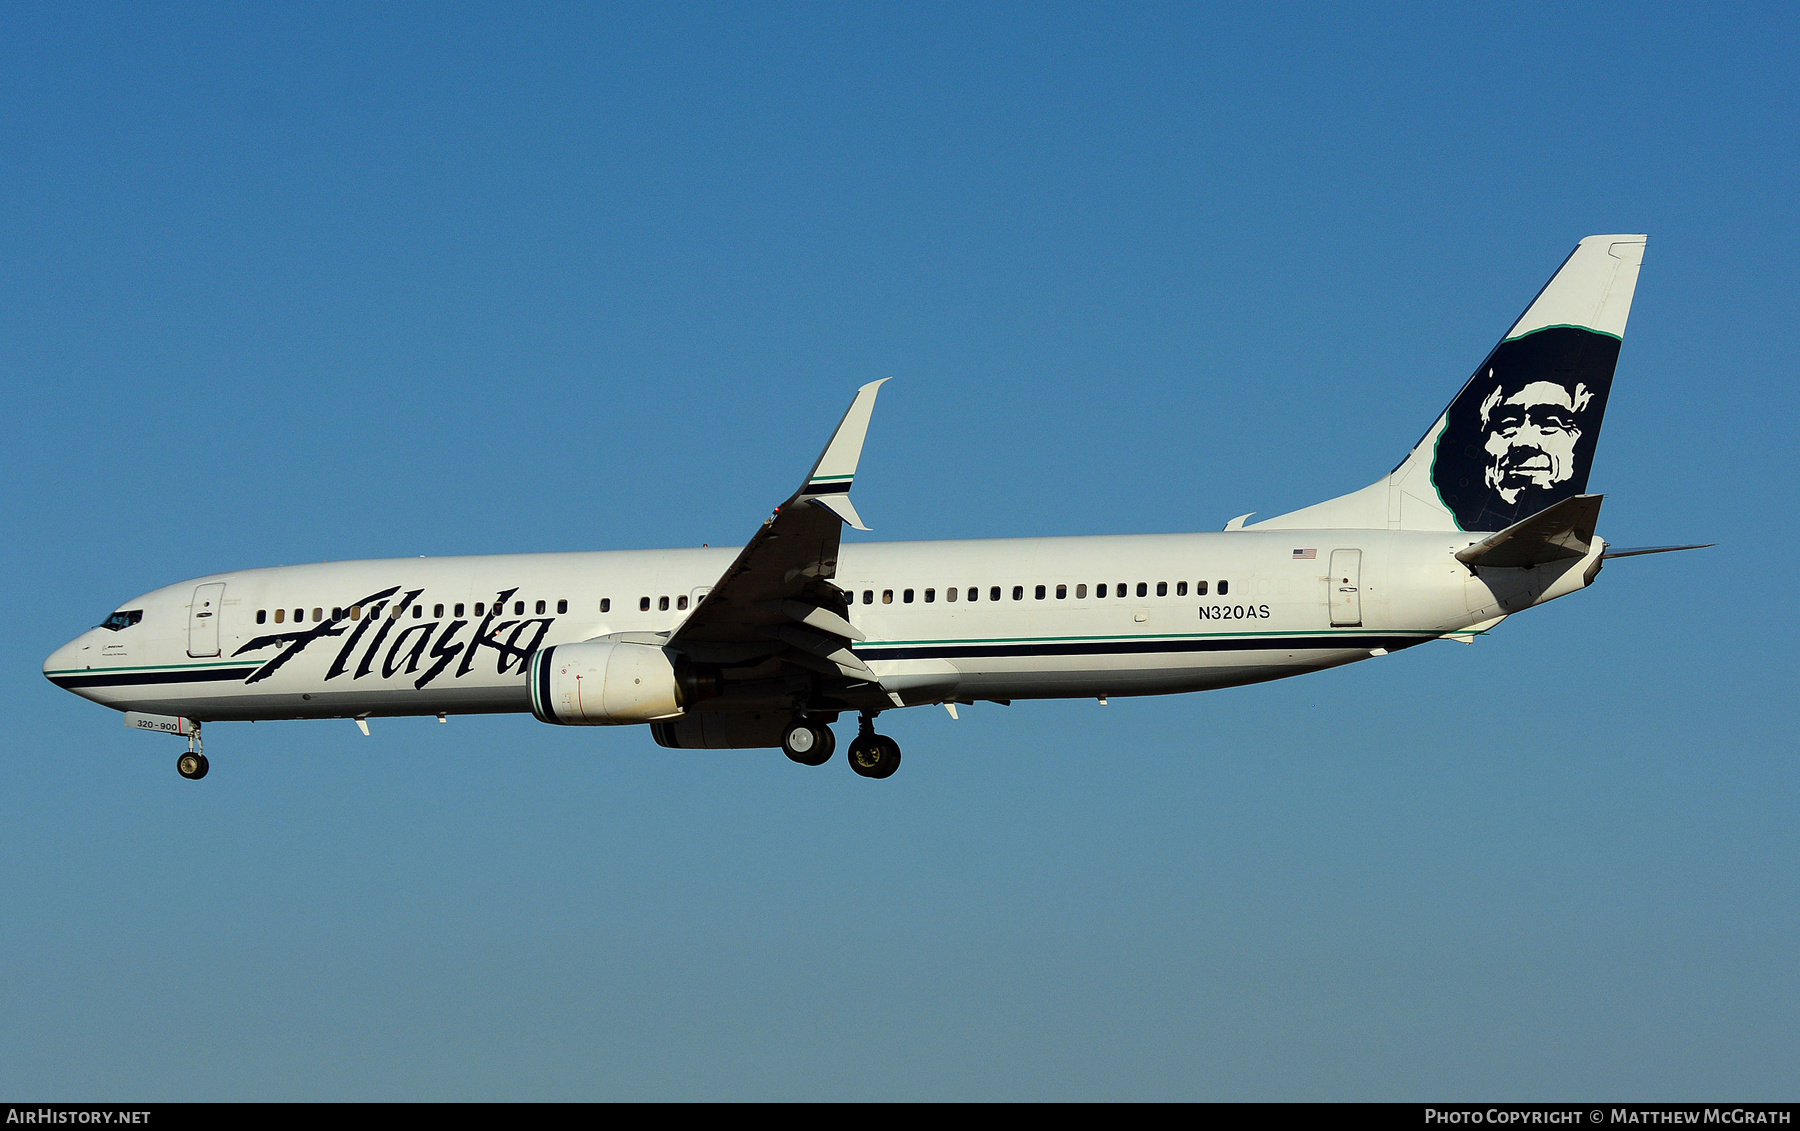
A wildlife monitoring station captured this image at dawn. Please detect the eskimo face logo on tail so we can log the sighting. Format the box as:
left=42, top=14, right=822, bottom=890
left=1479, top=377, right=1592, bottom=503
left=1431, top=325, right=1619, bottom=532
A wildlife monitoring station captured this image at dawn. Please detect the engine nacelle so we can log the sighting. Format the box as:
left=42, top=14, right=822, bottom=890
left=650, top=711, right=794, bottom=749
left=529, top=641, right=699, bottom=725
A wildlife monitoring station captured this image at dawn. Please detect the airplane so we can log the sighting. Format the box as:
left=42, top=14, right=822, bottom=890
left=44, top=234, right=1706, bottom=781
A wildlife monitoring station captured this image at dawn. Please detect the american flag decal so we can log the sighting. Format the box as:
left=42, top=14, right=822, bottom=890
left=1293, top=548, right=1317, bottom=559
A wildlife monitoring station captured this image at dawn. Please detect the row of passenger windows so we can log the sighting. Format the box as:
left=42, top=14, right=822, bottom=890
left=848, top=580, right=1229, bottom=604
left=251, top=581, right=1226, bottom=625
left=251, top=595, right=699, bottom=624
left=256, top=599, right=572, bottom=625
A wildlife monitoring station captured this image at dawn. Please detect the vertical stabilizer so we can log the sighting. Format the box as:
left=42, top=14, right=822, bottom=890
left=1252, top=234, right=1646, bottom=533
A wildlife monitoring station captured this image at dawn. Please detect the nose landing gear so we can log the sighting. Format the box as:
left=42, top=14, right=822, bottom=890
left=846, top=713, right=901, bottom=779
left=176, top=724, right=208, bottom=780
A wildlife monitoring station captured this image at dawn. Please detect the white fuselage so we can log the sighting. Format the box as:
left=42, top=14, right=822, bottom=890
left=44, top=528, right=1522, bottom=724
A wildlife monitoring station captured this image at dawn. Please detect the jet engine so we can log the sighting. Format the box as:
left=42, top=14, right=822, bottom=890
left=529, top=641, right=716, bottom=725
left=650, top=711, right=795, bottom=749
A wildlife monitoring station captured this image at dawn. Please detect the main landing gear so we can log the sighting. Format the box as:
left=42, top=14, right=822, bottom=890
left=782, top=712, right=902, bottom=778
left=846, top=713, right=900, bottom=779
left=176, top=724, right=209, bottom=780
left=782, top=718, right=836, bottom=766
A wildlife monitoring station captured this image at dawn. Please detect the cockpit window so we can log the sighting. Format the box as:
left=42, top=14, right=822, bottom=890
left=100, top=610, right=143, bottom=632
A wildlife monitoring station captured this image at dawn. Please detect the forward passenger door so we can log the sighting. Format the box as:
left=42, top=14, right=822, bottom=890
left=188, top=583, right=226, bottom=658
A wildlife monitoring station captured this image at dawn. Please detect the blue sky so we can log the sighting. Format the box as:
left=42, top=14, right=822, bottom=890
left=2, top=2, right=1795, bottom=1099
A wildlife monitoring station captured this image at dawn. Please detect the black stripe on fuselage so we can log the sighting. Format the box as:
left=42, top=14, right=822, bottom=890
left=47, top=666, right=263, bottom=690
left=854, top=634, right=1431, bottom=661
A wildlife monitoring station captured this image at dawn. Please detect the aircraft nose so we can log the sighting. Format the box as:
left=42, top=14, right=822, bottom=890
left=44, top=632, right=92, bottom=685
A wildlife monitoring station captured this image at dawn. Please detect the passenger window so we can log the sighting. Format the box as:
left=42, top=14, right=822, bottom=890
left=332, top=607, right=343, bottom=619
left=924, top=589, right=935, bottom=603
left=990, top=586, right=1002, bottom=601
left=1117, top=583, right=1126, bottom=597
left=599, top=599, right=610, bottom=613
left=967, top=587, right=978, bottom=602
left=1012, top=586, right=1024, bottom=601
left=557, top=599, right=568, bottom=614
left=475, top=603, right=485, bottom=616
left=1196, top=581, right=1208, bottom=596
left=256, top=610, right=267, bottom=624
left=535, top=600, right=546, bottom=615
left=1136, top=583, right=1147, bottom=598
left=677, top=595, right=688, bottom=610
left=514, top=601, right=525, bottom=616
left=882, top=590, right=893, bottom=604
left=413, top=606, right=423, bottom=619
left=352, top=605, right=363, bottom=620
left=659, top=596, right=670, bottom=611
left=433, top=604, right=445, bottom=618
left=862, top=590, right=874, bottom=604
left=296, top=609, right=305, bottom=623
left=903, top=589, right=914, bottom=604
left=1218, top=580, right=1229, bottom=595
left=1076, top=584, right=1087, bottom=599
left=1035, top=585, right=1046, bottom=600
left=314, top=608, right=324, bottom=622
left=1176, top=582, right=1187, bottom=596
left=274, top=609, right=284, bottom=624
left=946, top=587, right=958, bottom=602
left=1156, top=582, right=1167, bottom=597
left=454, top=604, right=464, bottom=618
left=1096, top=584, right=1107, bottom=598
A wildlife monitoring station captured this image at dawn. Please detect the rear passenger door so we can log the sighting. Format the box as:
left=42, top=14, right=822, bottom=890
left=1328, top=550, right=1362, bottom=628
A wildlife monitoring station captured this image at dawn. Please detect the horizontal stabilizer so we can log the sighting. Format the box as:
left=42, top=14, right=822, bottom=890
left=1456, top=494, right=1602, bottom=569
left=1602, top=543, right=1714, bottom=560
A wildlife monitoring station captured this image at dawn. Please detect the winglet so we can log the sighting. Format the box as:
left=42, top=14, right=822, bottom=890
left=798, top=378, right=888, bottom=531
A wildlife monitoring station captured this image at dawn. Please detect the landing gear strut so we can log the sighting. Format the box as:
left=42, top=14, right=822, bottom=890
left=846, top=712, right=901, bottom=779
left=176, top=724, right=208, bottom=780
left=782, top=718, right=836, bottom=766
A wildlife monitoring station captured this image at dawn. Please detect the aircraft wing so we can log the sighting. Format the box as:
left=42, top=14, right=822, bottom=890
left=668, top=380, right=887, bottom=682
